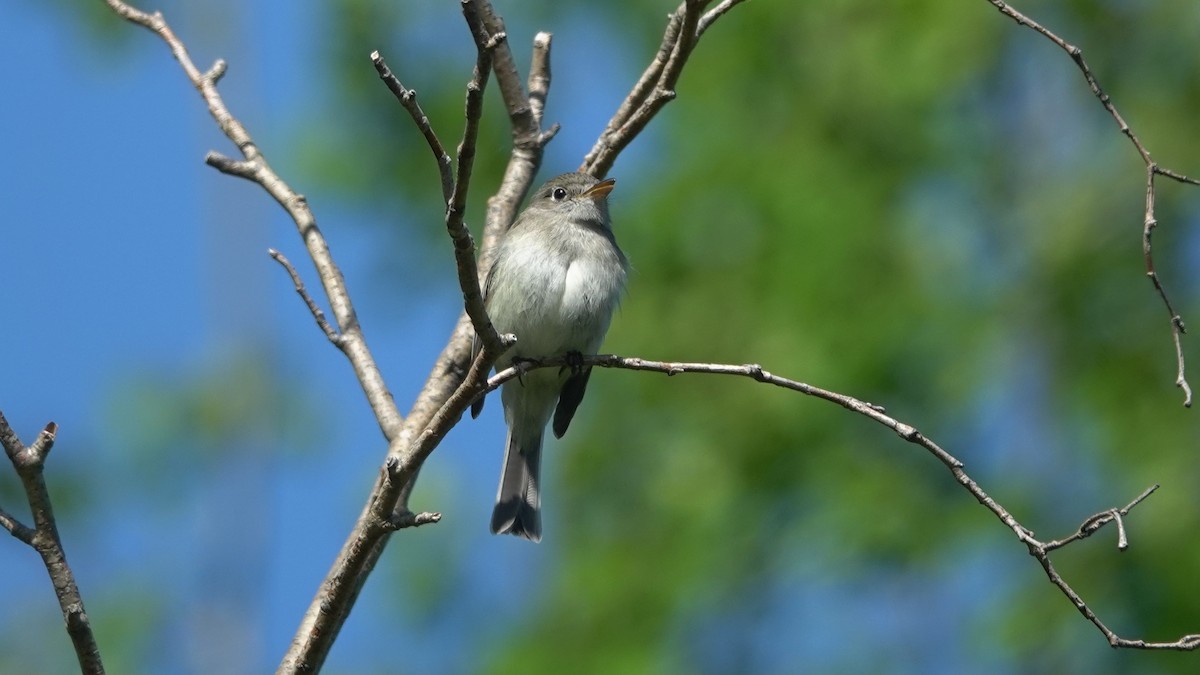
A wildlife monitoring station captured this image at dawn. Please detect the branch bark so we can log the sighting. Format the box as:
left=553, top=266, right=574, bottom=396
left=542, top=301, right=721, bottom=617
left=1, top=414, right=105, bottom=674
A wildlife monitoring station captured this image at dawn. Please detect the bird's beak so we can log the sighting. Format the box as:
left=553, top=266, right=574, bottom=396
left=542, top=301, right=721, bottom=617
left=581, top=177, right=616, bottom=200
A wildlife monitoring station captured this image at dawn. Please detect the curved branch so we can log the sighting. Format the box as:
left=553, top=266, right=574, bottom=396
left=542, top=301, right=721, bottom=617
left=986, top=0, right=1195, bottom=407
left=483, top=354, right=1200, bottom=650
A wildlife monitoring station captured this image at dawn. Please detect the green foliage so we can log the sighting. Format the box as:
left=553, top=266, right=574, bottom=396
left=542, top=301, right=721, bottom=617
left=461, top=1, right=1200, bottom=672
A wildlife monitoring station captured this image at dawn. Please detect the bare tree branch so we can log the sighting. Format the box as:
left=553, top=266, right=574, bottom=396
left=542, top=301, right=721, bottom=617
left=698, top=0, right=749, bottom=36
left=1143, top=169, right=1193, bottom=406
left=986, top=0, right=1195, bottom=407
left=279, top=0, right=749, bottom=668
left=581, top=0, right=744, bottom=178
left=103, top=0, right=405, bottom=440
left=1, top=414, right=105, bottom=674
left=461, top=0, right=537, bottom=150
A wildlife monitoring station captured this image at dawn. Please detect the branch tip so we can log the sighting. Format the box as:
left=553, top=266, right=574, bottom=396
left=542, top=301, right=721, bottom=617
left=204, top=59, right=227, bottom=83
left=389, top=511, right=443, bottom=530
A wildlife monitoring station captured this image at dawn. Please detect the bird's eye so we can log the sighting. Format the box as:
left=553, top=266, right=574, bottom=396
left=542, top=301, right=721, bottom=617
left=551, top=187, right=568, bottom=201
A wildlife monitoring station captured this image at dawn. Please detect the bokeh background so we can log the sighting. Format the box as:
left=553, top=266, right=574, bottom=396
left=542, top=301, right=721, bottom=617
left=4, top=1, right=1200, bottom=673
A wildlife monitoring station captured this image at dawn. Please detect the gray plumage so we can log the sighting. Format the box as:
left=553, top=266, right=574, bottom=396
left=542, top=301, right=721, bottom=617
left=473, top=172, right=628, bottom=542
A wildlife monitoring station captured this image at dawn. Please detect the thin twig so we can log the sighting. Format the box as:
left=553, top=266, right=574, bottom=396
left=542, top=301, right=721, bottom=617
left=1042, top=484, right=1159, bottom=552
left=587, top=10, right=683, bottom=162
left=269, top=249, right=340, bottom=345
left=1, top=414, right=105, bottom=674
left=1143, top=167, right=1192, bottom=406
left=0, top=505, right=35, bottom=544
left=388, top=510, right=443, bottom=530
left=987, top=0, right=1194, bottom=406
left=370, top=50, right=454, bottom=203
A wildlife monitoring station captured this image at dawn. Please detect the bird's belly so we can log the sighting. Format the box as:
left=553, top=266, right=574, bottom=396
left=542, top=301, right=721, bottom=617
left=493, top=257, right=621, bottom=362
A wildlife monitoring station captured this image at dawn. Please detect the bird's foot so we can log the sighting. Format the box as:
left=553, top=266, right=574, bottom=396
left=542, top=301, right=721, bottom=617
left=560, top=350, right=585, bottom=376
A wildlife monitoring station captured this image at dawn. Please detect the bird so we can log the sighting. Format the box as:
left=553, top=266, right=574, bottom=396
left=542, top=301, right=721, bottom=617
left=472, top=172, right=628, bottom=542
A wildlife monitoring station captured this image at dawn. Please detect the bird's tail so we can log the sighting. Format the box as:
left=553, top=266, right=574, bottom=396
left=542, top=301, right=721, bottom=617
left=490, top=426, right=543, bottom=542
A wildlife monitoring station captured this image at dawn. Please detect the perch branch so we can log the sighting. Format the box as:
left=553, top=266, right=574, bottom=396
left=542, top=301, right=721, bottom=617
left=481, top=354, right=1200, bottom=650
